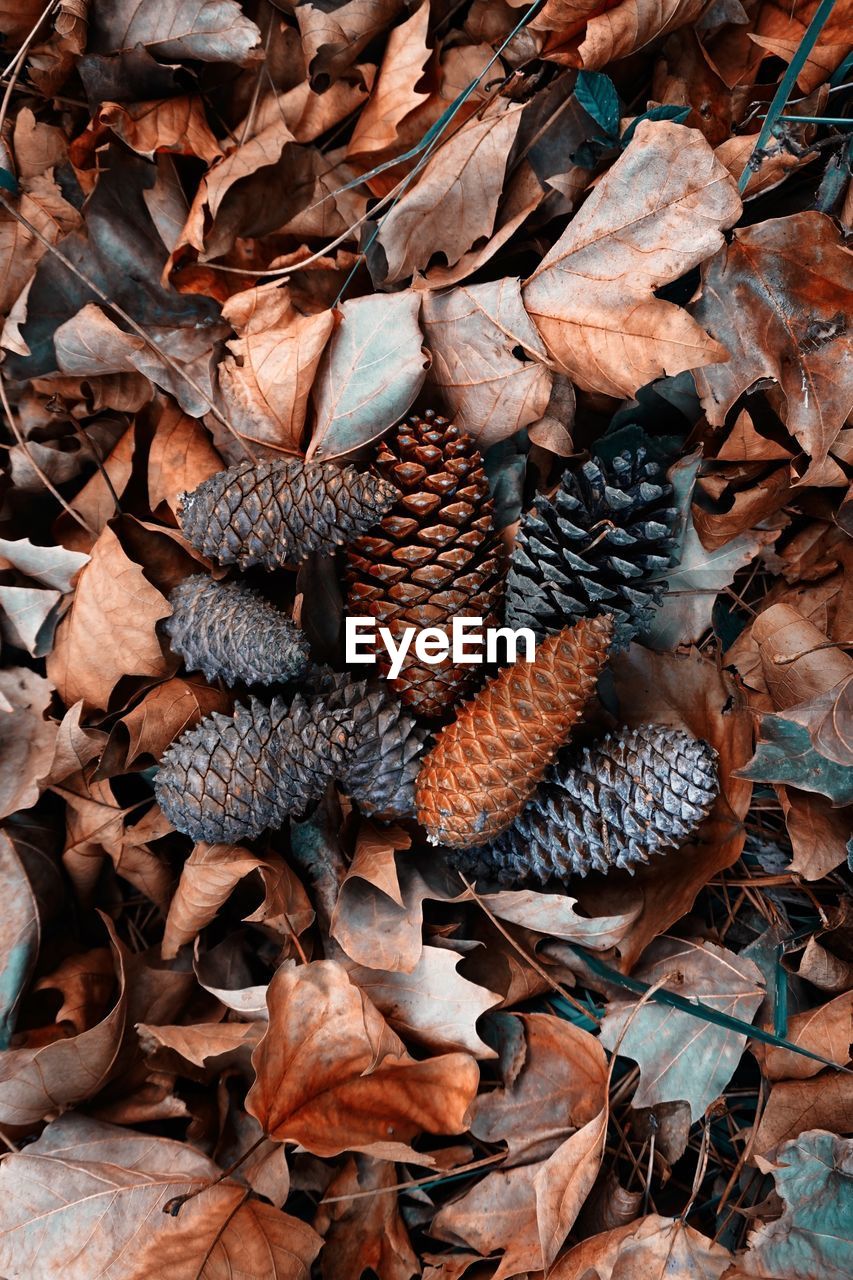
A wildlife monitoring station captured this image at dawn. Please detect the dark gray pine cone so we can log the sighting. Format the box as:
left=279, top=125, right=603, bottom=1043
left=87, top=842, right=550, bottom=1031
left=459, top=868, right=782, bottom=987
left=505, top=449, right=678, bottom=649
left=165, top=575, right=310, bottom=686
left=179, top=460, right=400, bottom=570
left=449, top=725, right=718, bottom=885
left=155, top=694, right=350, bottom=844
left=321, top=672, right=426, bottom=821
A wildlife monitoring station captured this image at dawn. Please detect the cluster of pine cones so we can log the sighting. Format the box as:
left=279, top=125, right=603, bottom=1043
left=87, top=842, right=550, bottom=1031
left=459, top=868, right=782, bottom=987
left=156, top=411, right=718, bottom=885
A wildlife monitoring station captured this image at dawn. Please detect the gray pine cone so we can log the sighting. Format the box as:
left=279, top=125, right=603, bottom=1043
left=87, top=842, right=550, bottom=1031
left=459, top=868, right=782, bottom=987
left=155, top=694, right=350, bottom=844
left=165, top=575, right=309, bottom=686
left=179, top=460, right=399, bottom=570
left=450, top=725, right=718, bottom=885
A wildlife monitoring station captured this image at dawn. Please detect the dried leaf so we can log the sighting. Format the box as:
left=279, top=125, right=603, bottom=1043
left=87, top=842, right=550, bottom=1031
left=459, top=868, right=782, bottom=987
left=0, top=831, right=40, bottom=1049
left=523, top=121, right=741, bottom=397
left=246, top=960, right=480, bottom=1160
left=0, top=667, right=58, bottom=819
left=550, top=1213, right=733, bottom=1279
left=308, top=291, right=428, bottom=460
left=691, top=213, right=853, bottom=469
left=348, top=1, right=432, bottom=157
left=91, top=0, right=262, bottom=65
left=313, top=1155, right=419, bottom=1280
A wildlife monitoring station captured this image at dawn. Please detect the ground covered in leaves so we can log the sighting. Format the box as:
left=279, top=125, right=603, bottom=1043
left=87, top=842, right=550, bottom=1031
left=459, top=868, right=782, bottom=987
left=0, top=0, right=851, bottom=1277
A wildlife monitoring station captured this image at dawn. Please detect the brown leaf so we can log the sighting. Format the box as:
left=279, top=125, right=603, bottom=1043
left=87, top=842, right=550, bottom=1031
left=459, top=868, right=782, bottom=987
left=374, top=105, right=524, bottom=285
left=47, top=524, right=173, bottom=711
left=549, top=1213, right=733, bottom=1279
left=138, top=1021, right=262, bottom=1075
left=0, top=918, right=126, bottom=1127
left=219, top=284, right=334, bottom=456
left=752, top=990, right=853, bottom=1082
left=691, top=213, right=853, bottom=469
left=523, top=121, right=741, bottom=397
left=91, top=0, right=262, bottom=65
left=471, top=1013, right=607, bottom=1164
left=98, top=97, right=223, bottom=163
left=307, top=290, right=428, bottom=461
left=347, top=0, right=432, bottom=157
left=246, top=959, right=480, bottom=1159
left=600, top=938, right=764, bottom=1120
left=0, top=1113, right=321, bottom=1279
left=422, top=279, right=553, bottom=448
left=99, top=676, right=231, bottom=775
left=578, top=0, right=708, bottom=69
left=753, top=1074, right=853, bottom=1157
left=0, top=175, right=81, bottom=317
left=347, top=945, right=502, bottom=1058
left=0, top=667, right=58, bottom=818
left=147, top=399, right=223, bottom=517
left=163, top=842, right=314, bottom=960
left=35, top=946, right=116, bottom=1033
left=431, top=1162, right=544, bottom=1280
left=313, top=1155, right=419, bottom=1280
left=535, top=1107, right=609, bottom=1271
left=780, top=787, right=852, bottom=880
left=296, top=0, right=406, bottom=91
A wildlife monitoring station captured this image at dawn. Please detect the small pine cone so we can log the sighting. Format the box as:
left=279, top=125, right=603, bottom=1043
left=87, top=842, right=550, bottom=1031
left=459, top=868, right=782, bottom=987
left=453, top=725, right=719, bottom=885
left=179, top=460, right=399, bottom=570
left=506, top=449, right=677, bottom=649
left=165, top=575, right=309, bottom=686
left=415, top=614, right=612, bottom=848
left=322, top=672, right=425, bottom=821
left=346, top=411, right=504, bottom=718
left=155, top=694, right=350, bottom=843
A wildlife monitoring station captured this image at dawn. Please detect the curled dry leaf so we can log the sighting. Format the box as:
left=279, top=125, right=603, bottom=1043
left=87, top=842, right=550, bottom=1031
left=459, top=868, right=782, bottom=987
left=549, top=1213, right=733, bottom=1279
left=162, top=842, right=314, bottom=960
left=523, top=121, right=741, bottom=398
left=218, top=283, right=334, bottom=457
left=691, top=213, right=853, bottom=470
left=91, top=0, right=262, bottom=66
left=246, top=959, right=480, bottom=1160
left=422, top=278, right=553, bottom=449
left=313, top=1155, right=419, bottom=1280
left=98, top=97, right=223, bottom=163
left=0, top=918, right=125, bottom=1128
left=347, top=0, right=432, bottom=157
left=0, top=1113, right=321, bottom=1280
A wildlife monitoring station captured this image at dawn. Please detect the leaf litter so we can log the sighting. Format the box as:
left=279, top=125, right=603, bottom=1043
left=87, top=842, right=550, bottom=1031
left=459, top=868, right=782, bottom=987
left=0, top=1, right=850, bottom=1277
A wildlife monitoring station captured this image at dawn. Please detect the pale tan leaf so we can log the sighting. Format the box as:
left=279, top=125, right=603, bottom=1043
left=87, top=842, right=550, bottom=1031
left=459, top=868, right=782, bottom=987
left=348, top=0, right=432, bottom=156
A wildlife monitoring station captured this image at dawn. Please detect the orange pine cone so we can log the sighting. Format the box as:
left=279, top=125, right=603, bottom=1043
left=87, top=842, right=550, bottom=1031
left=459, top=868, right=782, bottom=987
left=415, top=614, right=613, bottom=847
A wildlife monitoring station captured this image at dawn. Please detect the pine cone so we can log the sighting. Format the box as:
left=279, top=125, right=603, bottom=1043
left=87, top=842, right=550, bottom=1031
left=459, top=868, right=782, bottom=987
left=415, top=614, right=613, bottom=848
left=322, top=672, right=425, bottom=821
left=165, top=575, right=310, bottom=686
left=452, top=725, right=719, bottom=885
left=346, top=411, right=504, bottom=718
left=505, top=449, right=677, bottom=649
left=179, top=460, right=399, bottom=570
left=155, top=694, right=350, bottom=843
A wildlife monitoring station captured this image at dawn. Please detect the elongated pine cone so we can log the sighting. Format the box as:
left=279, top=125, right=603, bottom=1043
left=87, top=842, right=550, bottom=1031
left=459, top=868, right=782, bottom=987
left=415, top=614, right=613, bottom=847
left=155, top=694, right=350, bottom=843
left=179, top=460, right=400, bottom=569
left=506, top=449, right=677, bottom=649
left=346, top=411, right=504, bottom=718
left=319, top=672, right=425, bottom=821
left=165, top=575, right=309, bottom=686
left=452, top=725, right=719, bottom=884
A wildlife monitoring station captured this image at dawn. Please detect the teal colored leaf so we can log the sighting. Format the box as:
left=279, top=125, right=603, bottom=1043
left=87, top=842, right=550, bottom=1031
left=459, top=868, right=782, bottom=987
left=622, top=106, right=690, bottom=146
left=735, top=716, right=853, bottom=806
left=743, top=1131, right=853, bottom=1280
left=0, top=168, right=18, bottom=195
left=575, top=70, right=621, bottom=138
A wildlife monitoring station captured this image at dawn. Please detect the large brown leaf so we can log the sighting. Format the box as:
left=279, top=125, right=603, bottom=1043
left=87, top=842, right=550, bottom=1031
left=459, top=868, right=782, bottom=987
left=246, top=959, right=480, bottom=1159
left=0, top=919, right=126, bottom=1127
left=373, top=105, right=524, bottom=285
left=47, top=524, right=173, bottom=711
left=549, top=1214, right=733, bottom=1279
left=422, top=279, right=553, bottom=448
left=522, top=121, right=741, bottom=397
left=0, top=667, right=58, bottom=819
left=347, top=0, right=432, bottom=157
left=691, top=213, right=853, bottom=469
left=0, top=1113, right=321, bottom=1279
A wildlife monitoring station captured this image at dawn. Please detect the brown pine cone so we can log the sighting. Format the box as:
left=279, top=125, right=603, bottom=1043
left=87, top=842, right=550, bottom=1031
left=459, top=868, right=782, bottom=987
left=165, top=575, right=309, bottom=686
left=415, top=614, right=613, bottom=848
left=179, top=460, right=399, bottom=570
left=346, top=411, right=504, bottom=718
